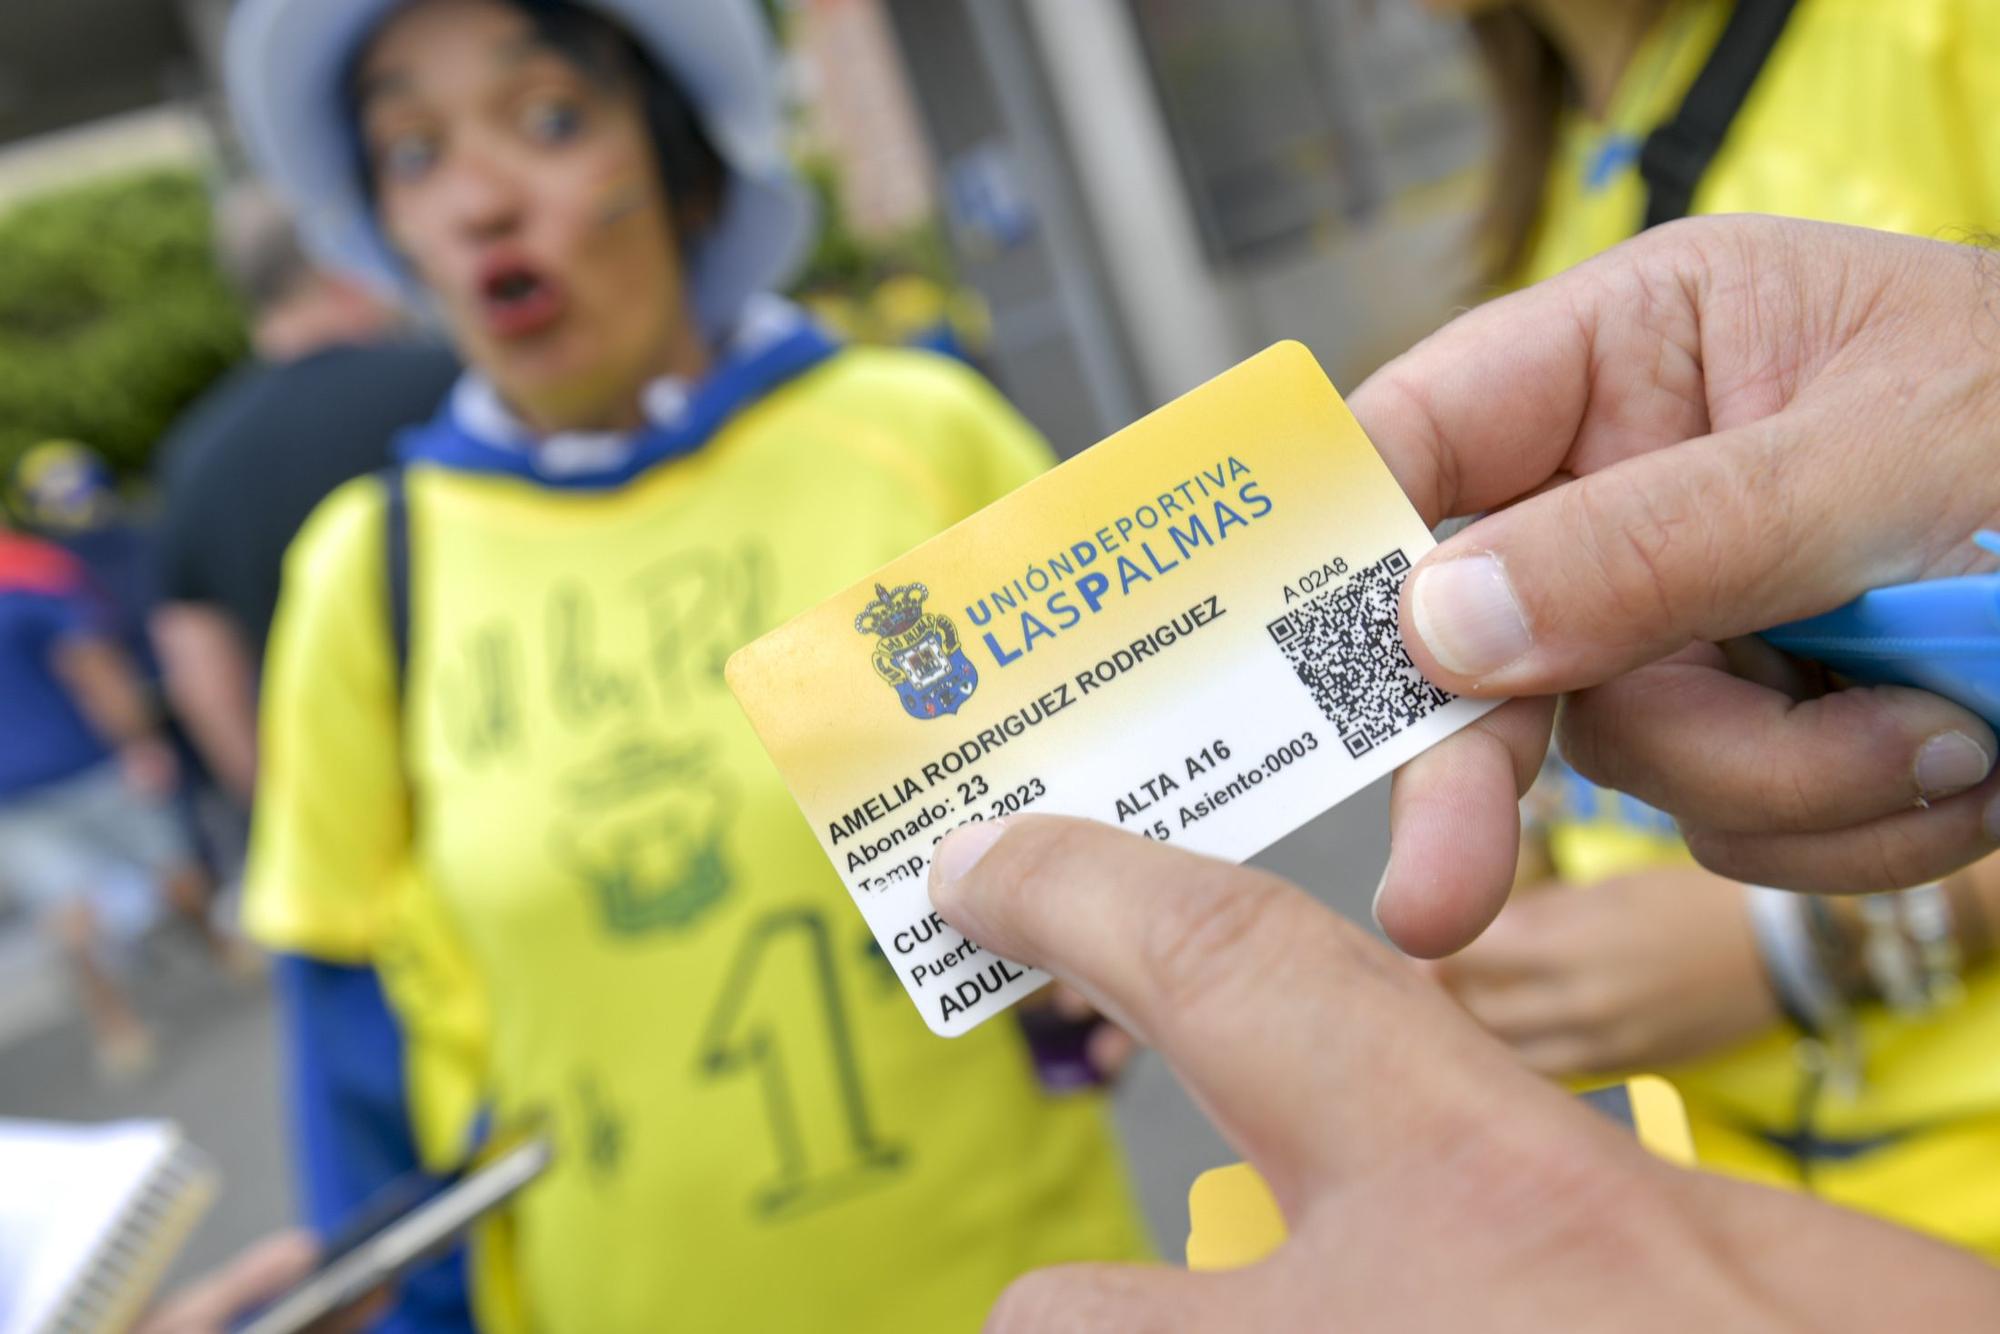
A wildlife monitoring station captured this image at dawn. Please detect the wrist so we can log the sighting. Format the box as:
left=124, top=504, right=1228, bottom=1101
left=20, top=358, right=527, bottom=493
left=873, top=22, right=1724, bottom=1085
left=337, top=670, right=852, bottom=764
left=1804, top=887, right=1967, bottom=1015
left=1746, top=887, right=1853, bottom=1038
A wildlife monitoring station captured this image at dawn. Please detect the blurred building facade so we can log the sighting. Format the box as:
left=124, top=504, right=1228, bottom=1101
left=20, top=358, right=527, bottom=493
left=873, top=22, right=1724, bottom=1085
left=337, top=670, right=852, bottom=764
left=879, top=0, right=1489, bottom=451
left=791, top=0, right=938, bottom=240
left=0, top=1, right=216, bottom=203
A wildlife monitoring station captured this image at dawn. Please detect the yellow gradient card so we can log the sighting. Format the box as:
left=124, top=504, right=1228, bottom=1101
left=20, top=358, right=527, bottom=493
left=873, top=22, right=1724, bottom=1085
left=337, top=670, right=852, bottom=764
left=727, top=342, right=1500, bottom=1036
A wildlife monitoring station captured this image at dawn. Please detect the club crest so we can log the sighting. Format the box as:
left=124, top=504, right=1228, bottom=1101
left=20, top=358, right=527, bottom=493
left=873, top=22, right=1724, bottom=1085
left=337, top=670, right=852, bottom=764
left=856, top=581, right=979, bottom=720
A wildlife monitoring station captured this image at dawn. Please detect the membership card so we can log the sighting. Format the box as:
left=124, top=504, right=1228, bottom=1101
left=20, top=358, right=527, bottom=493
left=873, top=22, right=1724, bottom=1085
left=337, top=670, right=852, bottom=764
left=727, top=342, right=1500, bottom=1036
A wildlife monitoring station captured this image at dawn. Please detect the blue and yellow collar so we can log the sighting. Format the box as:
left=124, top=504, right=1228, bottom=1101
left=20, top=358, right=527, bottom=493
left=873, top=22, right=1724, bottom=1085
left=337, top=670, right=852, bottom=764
left=399, top=297, right=839, bottom=491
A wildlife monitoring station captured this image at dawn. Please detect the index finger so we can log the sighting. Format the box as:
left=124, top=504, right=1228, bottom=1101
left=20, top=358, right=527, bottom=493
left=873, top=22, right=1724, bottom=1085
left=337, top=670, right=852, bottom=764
left=1346, top=224, right=1712, bottom=528
left=927, top=815, right=1546, bottom=1205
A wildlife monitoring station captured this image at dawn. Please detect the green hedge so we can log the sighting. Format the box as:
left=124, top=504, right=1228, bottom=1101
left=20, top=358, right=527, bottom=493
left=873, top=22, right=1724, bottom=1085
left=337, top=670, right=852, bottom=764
left=0, top=170, right=248, bottom=482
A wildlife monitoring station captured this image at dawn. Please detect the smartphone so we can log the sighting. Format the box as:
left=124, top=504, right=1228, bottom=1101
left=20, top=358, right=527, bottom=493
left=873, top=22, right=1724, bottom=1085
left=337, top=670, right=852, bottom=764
left=239, top=1135, right=552, bottom=1334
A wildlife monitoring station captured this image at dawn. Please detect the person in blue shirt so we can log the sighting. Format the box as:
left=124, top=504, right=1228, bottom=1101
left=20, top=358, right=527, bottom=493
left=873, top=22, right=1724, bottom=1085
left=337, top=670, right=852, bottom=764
left=10, top=440, right=245, bottom=955
left=0, top=518, right=205, bottom=1080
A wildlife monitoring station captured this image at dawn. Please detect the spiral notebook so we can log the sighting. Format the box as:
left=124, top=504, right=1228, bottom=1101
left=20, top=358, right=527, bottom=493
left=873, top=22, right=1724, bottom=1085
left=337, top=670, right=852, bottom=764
left=0, top=1119, right=215, bottom=1334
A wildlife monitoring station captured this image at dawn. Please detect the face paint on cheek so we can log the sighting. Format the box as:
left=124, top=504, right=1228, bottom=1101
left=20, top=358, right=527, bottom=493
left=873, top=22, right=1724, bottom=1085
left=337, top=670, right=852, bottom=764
left=595, top=176, right=653, bottom=230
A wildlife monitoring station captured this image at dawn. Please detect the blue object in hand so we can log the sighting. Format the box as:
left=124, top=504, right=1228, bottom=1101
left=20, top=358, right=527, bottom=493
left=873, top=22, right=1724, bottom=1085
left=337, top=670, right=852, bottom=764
left=1760, top=533, right=2000, bottom=728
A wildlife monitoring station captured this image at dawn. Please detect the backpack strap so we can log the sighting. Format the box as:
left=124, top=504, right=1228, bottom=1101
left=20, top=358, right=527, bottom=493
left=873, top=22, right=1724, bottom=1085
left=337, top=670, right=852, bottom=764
left=1639, top=0, right=1798, bottom=229
left=377, top=465, right=411, bottom=697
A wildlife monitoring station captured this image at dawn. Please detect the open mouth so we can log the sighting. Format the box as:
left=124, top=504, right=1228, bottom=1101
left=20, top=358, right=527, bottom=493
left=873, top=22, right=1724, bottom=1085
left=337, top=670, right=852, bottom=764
left=476, top=257, right=566, bottom=339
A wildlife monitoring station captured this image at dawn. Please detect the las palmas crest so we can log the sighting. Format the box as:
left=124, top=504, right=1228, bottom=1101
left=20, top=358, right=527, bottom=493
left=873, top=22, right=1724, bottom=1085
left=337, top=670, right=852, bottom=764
left=856, top=581, right=978, bottom=720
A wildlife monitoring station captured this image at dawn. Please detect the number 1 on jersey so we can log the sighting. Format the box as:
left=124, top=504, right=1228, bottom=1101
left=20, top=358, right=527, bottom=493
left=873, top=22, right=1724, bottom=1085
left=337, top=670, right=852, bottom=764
left=699, top=908, right=907, bottom=1221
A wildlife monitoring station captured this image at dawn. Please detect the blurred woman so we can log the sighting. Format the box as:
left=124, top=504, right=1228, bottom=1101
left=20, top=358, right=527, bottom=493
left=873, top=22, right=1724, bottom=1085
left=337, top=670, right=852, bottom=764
left=1425, top=0, right=2000, bottom=1259
left=226, top=1, right=1145, bottom=1329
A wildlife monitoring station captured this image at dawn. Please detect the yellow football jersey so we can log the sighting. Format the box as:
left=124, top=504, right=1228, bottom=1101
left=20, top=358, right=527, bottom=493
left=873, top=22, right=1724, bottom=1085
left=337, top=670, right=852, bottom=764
left=249, top=347, right=1149, bottom=1331
left=1514, top=0, right=2000, bottom=289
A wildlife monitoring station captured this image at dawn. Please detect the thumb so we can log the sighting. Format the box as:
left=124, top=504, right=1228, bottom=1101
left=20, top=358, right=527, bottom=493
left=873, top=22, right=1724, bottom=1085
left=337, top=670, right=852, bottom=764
left=1397, top=416, right=1929, bottom=696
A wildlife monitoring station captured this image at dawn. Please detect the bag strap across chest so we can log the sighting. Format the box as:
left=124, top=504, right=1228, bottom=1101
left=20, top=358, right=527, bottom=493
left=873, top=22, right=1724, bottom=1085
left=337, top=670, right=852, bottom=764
left=1639, top=0, right=1799, bottom=228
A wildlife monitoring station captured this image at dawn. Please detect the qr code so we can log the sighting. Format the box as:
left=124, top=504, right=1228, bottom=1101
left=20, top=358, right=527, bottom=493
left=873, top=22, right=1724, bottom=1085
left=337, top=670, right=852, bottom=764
left=1265, top=548, right=1454, bottom=758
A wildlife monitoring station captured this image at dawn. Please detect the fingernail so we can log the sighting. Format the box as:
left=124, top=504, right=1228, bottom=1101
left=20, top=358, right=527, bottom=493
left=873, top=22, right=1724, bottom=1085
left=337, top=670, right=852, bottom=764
left=1410, top=554, right=1532, bottom=679
left=932, top=819, right=1008, bottom=887
left=1915, top=731, right=1994, bottom=800
left=1370, top=859, right=1392, bottom=930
